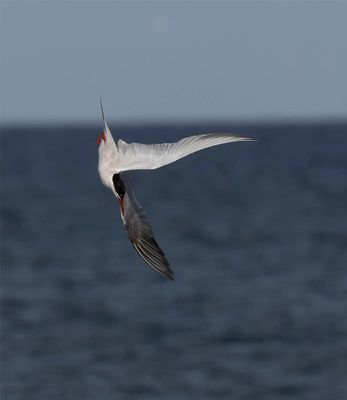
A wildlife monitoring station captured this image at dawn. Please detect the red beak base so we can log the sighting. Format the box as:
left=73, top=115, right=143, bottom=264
left=96, top=131, right=106, bottom=146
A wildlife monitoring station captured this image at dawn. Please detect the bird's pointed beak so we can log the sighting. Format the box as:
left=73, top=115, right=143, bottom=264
left=99, top=98, right=109, bottom=133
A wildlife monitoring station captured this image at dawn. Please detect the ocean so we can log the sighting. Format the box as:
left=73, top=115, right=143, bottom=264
left=1, top=122, right=347, bottom=399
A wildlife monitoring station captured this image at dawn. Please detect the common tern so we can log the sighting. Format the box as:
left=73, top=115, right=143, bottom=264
left=97, top=100, right=254, bottom=279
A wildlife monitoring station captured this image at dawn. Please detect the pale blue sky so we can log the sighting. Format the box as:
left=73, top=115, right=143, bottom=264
left=1, top=1, right=347, bottom=124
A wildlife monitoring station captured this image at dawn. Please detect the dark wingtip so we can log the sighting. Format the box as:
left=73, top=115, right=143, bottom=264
left=149, top=261, right=175, bottom=281
left=131, top=239, right=174, bottom=281
left=165, top=269, right=174, bottom=281
left=154, top=261, right=174, bottom=281
left=158, top=258, right=174, bottom=280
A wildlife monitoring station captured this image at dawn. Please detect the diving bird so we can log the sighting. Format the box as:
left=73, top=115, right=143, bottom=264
left=97, top=100, right=254, bottom=280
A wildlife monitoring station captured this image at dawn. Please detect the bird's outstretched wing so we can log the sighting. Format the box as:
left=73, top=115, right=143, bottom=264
left=115, top=173, right=173, bottom=280
left=115, top=133, right=254, bottom=172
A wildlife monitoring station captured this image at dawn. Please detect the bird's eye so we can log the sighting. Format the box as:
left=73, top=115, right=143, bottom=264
left=113, top=174, right=126, bottom=198
left=116, top=183, right=126, bottom=198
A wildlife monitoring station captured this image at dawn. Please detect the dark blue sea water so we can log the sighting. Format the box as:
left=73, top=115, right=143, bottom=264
left=1, top=122, right=347, bottom=399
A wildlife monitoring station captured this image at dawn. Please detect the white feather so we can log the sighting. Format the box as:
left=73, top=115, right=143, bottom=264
left=114, top=134, right=254, bottom=172
left=98, top=131, right=254, bottom=187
